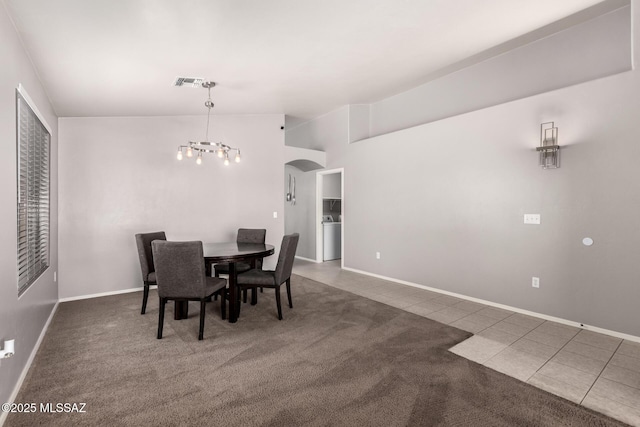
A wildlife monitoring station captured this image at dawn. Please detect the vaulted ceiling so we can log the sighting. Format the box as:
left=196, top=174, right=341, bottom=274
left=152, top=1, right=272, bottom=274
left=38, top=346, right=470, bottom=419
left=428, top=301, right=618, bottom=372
left=4, top=0, right=605, bottom=125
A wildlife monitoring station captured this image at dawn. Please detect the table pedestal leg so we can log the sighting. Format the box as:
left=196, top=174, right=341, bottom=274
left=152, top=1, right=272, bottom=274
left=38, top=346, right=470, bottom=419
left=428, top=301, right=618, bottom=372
left=228, top=262, right=238, bottom=323
left=175, top=301, right=188, bottom=320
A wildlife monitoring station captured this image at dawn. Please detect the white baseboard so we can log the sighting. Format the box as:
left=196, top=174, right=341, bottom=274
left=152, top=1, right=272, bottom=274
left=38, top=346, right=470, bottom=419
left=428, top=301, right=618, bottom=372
left=295, top=256, right=321, bottom=263
left=342, top=266, right=640, bottom=344
left=0, top=301, right=59, bottom=427
left=58, top=286, right=150, bottom=303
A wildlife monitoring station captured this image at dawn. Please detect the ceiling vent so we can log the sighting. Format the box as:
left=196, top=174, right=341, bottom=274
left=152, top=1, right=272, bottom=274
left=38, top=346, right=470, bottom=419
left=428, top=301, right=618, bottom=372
left=173, top=77, right=205, bottom=88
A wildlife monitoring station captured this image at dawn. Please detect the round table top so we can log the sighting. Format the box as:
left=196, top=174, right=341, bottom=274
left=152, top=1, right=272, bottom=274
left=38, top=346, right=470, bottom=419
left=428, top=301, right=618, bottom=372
left=202, top=242, right=275, bottom=263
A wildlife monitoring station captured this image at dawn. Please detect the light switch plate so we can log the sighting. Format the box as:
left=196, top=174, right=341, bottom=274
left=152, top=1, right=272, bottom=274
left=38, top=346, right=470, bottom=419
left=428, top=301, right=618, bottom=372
left=524, top=214, right=540, bottom=225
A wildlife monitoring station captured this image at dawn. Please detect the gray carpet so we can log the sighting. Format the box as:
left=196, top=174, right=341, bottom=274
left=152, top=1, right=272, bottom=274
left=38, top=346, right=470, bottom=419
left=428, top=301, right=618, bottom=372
left=6, top=275, right=627, bottom=426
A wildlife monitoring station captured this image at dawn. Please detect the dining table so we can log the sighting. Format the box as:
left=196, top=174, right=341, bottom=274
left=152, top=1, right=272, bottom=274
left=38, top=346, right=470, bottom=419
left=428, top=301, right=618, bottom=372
left=173, top=242, right=275, bottom=323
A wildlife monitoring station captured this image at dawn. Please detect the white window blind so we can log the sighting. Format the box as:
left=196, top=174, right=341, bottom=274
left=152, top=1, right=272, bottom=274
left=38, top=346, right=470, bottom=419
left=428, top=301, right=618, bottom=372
left=17, top=90, right=50, bottom=295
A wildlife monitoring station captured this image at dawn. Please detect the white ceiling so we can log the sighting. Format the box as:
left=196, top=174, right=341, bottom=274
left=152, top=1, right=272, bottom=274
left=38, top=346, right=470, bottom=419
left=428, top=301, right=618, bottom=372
left=4, top=0, right=605, bottom=124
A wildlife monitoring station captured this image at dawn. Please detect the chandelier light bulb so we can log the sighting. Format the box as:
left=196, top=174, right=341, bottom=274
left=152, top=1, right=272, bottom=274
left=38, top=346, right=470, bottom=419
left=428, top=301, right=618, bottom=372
left=177, top=149, right=183, bottom=160
left=217, top=147, right=224, bottom=158
left=224, top=153, right=230, bottom=166
left=235, top=150, right=241, bottom=163
left=186, top=146, right=193, bottom=158
left=196, top=153, right=202, bottom=165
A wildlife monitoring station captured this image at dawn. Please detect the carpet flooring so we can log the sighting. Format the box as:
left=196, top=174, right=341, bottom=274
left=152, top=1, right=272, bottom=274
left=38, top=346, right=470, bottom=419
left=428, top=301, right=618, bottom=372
left=6, top=275, right=627, bottom=426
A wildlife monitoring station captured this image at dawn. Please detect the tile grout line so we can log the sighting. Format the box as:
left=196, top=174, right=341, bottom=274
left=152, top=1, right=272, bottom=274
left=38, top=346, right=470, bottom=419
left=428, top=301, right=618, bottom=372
left=522, top=325, right=584, bottom=395
left=486, top=321, right=576, bottom=382
left=578, top=339, right=624, bottom=405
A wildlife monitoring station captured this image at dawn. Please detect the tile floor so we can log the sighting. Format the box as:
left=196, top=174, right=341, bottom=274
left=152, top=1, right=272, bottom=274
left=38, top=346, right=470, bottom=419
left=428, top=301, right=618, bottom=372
left=292, top=259, right=640, bottom=426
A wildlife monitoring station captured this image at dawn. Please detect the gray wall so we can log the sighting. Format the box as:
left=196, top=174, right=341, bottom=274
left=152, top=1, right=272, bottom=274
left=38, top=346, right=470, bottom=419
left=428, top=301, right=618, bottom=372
left=286, top=105, right=349, bottom=165
left=58, top=115, right=284, bottom=299
left=0, top=5, right=58, bottom=407
left=286, top=2, right=640, bottom=337
left=345, top=71, right=640, bottom=337
left=284, top=165, right=316, bottom=260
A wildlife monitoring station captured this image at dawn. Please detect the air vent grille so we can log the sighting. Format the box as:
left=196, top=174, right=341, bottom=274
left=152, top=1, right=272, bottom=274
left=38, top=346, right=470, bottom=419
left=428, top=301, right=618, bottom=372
left=173, top=77, right=205, bottom=87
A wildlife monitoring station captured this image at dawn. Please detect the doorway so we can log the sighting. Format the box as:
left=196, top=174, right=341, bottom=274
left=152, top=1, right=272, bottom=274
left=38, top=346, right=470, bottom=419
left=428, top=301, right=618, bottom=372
left=316, top=168, right=344, bottom=267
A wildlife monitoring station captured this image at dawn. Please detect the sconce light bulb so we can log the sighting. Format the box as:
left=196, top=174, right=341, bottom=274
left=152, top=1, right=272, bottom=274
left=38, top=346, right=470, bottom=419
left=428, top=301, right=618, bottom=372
left=196, top=154, right=202, bottom=165
left=235, top=151, right=241, bottom=163
left=217, top=148, right=224, bottom=158
left=186, top=147, right=193, bottom=158
left=177, top=149, right=183, bottom=160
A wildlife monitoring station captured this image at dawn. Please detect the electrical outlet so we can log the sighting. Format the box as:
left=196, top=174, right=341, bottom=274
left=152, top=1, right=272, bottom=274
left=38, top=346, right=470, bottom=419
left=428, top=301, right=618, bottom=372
left=524, top=214, right=541, bottom=225
left=54, top=271, right=57, bottom=282
left=532, top=277, right=540, bottom=288
left=376, top=252, right=381, bottom=260
left=273, top=211, right=278, bottom=219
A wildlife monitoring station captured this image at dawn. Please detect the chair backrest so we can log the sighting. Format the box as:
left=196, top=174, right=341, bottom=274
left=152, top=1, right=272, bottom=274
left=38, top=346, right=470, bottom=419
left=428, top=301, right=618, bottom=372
left=135, top=231, right=167, bottom=280
left=274, top=233, right=300, bottom=285
left=238, top=228, right=267, bottom=269
left=237, top=228, right=266, bottom=244
left=151, top=240, right=207, bottom=299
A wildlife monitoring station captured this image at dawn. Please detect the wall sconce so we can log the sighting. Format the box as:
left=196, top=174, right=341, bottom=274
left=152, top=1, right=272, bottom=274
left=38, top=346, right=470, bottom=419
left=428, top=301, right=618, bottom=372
left=536, top=122, right=560, bottom=169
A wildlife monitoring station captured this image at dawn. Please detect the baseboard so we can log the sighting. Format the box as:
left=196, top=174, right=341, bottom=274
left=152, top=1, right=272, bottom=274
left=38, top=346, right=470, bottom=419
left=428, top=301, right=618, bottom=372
left=0, top=300, right=59, bottom=427
left=58, top=286, right=150, bottom=303
left=341, top=266, right=640, bottom=344
left=295, top=256, right=320, bottom=263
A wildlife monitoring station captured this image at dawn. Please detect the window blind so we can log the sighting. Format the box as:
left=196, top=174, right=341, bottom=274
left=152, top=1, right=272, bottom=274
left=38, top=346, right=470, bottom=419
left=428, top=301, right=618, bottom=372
left=17, top=91, right=50, bottom=295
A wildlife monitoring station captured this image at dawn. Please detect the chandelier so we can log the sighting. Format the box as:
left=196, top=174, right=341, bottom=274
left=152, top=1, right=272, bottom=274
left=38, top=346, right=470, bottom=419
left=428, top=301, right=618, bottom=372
left=176, top=81, right=241, bottom=166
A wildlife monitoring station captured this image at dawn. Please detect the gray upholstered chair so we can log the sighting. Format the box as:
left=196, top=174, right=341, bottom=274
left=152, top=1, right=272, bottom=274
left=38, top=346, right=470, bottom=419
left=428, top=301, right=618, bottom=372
left=135, top=231, right=166, bottom=314
left=152, top=240, right=227, bottom=340
left=214, top=228, right=267, bottom=303
left=214, top=228, right=267, bottom=277
left=236, top=233, right=299, bottom=320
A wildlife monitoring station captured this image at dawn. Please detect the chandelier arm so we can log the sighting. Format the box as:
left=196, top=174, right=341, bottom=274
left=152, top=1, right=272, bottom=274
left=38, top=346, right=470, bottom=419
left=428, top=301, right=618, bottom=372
left=189, top=141, right=239, bottom=151
left=191, top=147, right=220, bottom=154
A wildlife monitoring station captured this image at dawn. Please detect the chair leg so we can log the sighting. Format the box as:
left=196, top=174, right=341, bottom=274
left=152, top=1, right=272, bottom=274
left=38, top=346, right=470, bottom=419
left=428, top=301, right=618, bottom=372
left=212, top=271, right=220, bottom=300
left=220, top=289, right=226, bottom=320
left=199, top=300, right=206, bottom=340
left=236, top=287, right=242, bottom=318
left=286, top=278, right=293, bottom=308
left=157, top=297, right=166, bottom=339
left=141, top=283, right=150, bottom=314
left=251, top=288, right=258, bottom=305
left=243, top=289, right=248, bottom=303
left=275, top=287, right=283, bottom=320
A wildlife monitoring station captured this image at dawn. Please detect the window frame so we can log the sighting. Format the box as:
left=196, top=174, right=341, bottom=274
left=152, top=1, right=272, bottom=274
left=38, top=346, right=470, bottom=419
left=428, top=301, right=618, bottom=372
left=16, top=85, right=52, bottom=296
